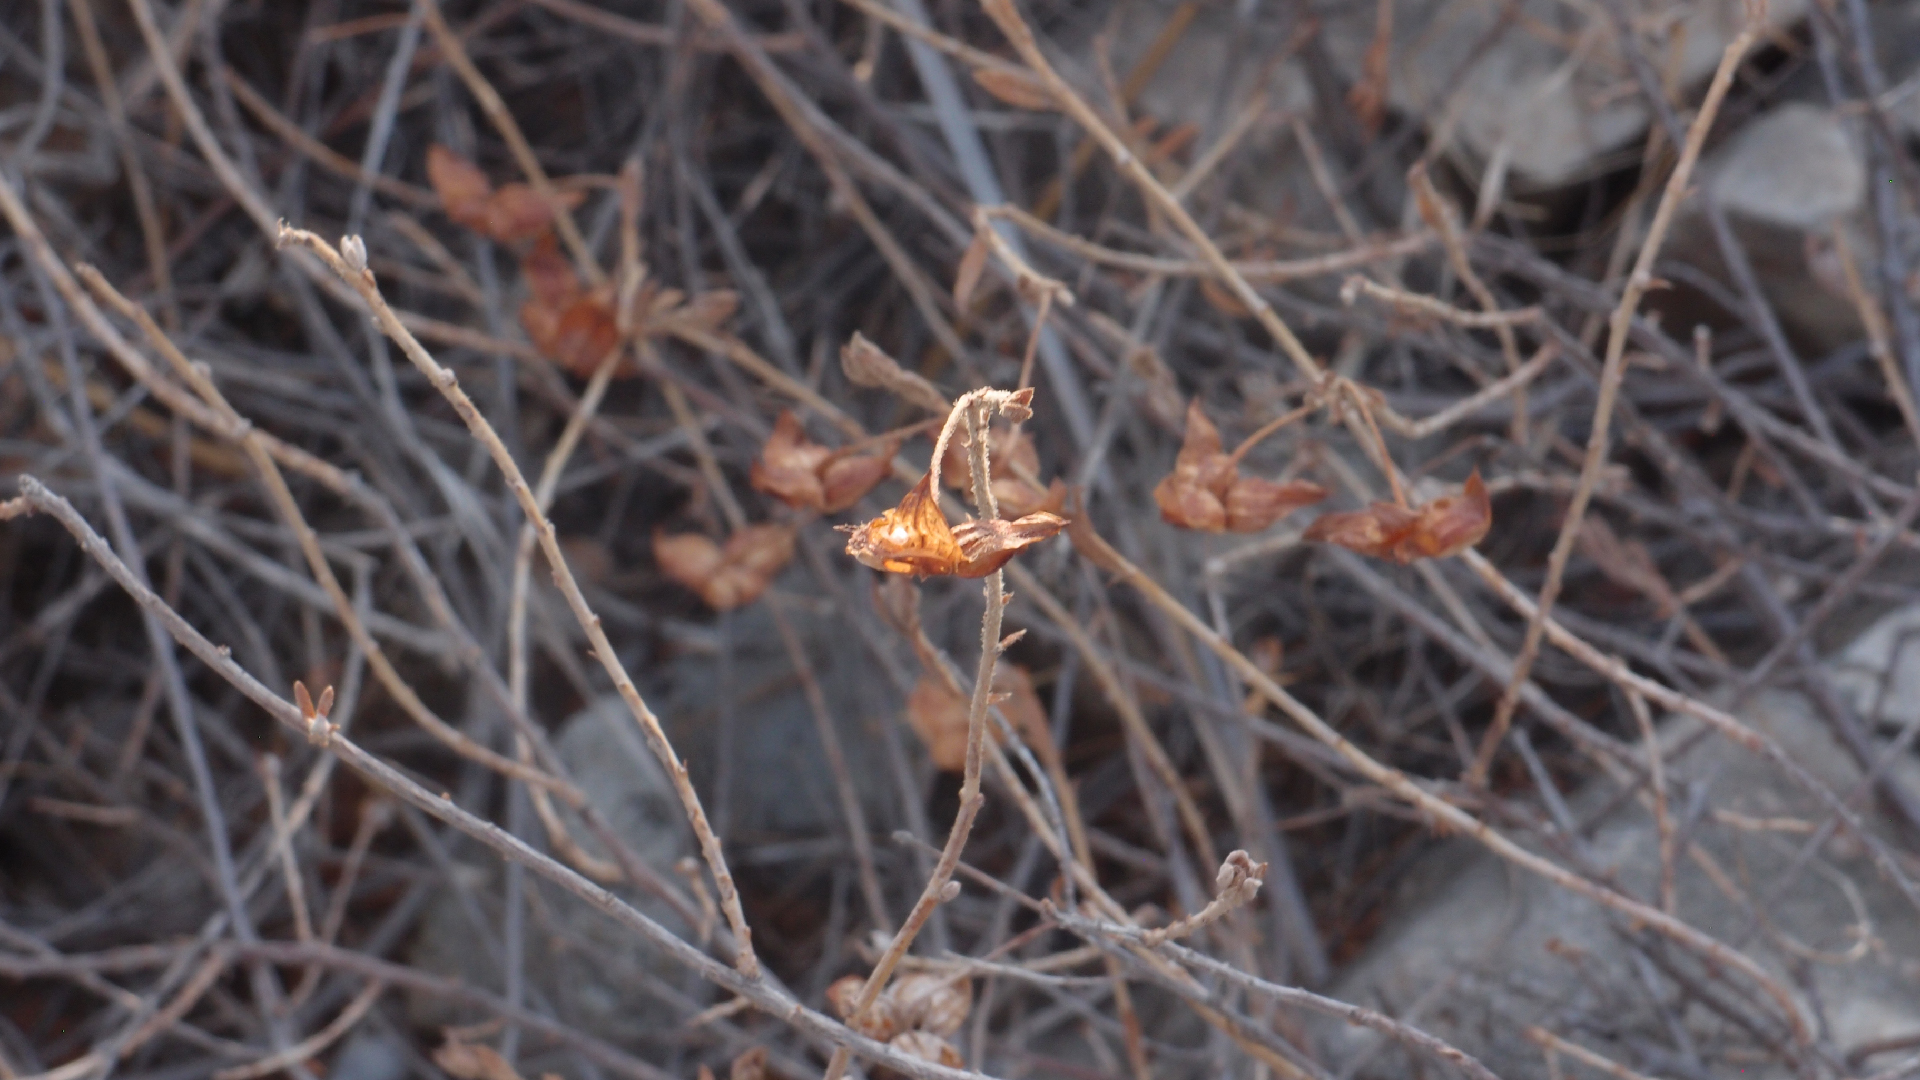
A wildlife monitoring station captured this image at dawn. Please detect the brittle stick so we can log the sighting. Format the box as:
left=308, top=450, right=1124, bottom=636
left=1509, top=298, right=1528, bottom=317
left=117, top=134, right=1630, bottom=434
left=1066, top=519, right=1814, bottom=1050
left=278, top=225, right=762, bottom=979
left=977, top=0, right=1324, bottom=385
left=2, top=480, right=982, bottom=1080
left=417, top=0, right=603, bottom=284
left=74, top=264, right=577, bottom=797
left=1472, top=10, right=1761, bottom=787
left=826, top=390, right=1019, bottom=1080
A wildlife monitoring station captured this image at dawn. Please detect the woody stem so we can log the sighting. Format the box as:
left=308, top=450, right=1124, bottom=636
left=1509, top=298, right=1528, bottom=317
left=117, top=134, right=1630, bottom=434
left=1223, top=401, right=1316, bottom=469
left=829, top=397, right=1003, bottom=1078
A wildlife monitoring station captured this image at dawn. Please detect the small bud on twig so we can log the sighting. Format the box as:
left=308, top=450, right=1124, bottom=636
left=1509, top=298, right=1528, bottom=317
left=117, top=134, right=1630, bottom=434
left=339, top=235, right=368, bottom=276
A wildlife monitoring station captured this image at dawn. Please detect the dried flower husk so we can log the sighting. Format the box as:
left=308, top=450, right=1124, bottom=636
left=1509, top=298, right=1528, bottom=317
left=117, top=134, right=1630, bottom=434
left=518, top=234, right=622, bottom=376
left=889, top=972, right=972, bottom=1036
left=840, top=474, right=1066, bottom=578
left=826, top=974, right=899, bottom=1040
left=426, top=145, right=491, bottom=233
left=887, top=1032, right=962, bottom=1070
left=840, top=333, right=950, bottom=415
left=751, top=412, right=897, bottom=514
left=654, top=524, right=796, bottom=610
left=426, top=145, right=584, bottom=244
left=1303, top=470, right=1491, bottom=563
left=1154, top=400, right=1325, bottom=532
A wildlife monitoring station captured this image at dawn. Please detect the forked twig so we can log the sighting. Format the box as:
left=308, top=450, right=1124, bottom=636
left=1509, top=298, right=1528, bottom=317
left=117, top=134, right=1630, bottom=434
left=1, top=480, right=983, bottom=1080
left=827, top=388, right=1026, bottom=1080
left=1473, top=9, right=1762, bottom=787
left=276, top=225, right=762, bottom=979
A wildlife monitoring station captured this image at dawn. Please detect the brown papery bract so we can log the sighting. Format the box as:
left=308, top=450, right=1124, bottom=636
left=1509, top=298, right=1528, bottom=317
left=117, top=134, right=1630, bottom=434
left=1303, top=470, right=1491, bottom=563
left=653, top=524, right=795, bottom=611
left=517, top=234, right=623, bottom=377
left=425, top=145, right=491, bottom=233
left=840, top=473, right=1066, bottom=579
left=1153, top=399, right=1325, bottom=532
left=750, top=411, right=898, bottom=514
left=827, top=975, right=900, bottom=1040
left=425, top=144, right=585, bottom=244
left=729, top=1048, right=768, bottom=1080
left=886, top=1032, right=962, bottom=1071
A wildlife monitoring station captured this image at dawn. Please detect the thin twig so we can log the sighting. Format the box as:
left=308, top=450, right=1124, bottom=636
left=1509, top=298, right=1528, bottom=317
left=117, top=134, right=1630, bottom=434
left=1473, top=11, right=1761, bottom=787
left=277, top=225, right=761, bottom=979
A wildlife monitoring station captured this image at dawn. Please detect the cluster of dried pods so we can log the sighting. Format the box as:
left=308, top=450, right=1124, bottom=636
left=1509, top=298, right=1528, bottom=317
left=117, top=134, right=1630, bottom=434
left=1156, top=397, right=1492, bottom=564
left=826, top=971, right=974, bottom=1069
left=426, top=145, right=738, bottom=377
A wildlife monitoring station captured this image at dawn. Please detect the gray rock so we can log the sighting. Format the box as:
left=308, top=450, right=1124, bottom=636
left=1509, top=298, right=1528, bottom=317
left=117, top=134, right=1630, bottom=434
left=1315, top=0, right=1809, bottom=188
left=406, top=696, right=693, bottom=1043
left=1316, top=604, right=1920, bottom=1079
left=652, top=601, right=898, bottom=839
left=1661, top=102, right=1873, bottom=352
left=1831, top=602, right=1920, bottom=732
left=329, top=1029, right=408, bottom=1080
left=1710, top=103, right=1865, bottom=231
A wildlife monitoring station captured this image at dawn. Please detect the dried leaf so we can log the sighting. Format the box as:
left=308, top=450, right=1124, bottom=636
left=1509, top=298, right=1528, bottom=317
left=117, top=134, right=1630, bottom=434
left=994, top=475, right=1067, bottom=519
left=887, top=1032, right=962, bottom=1070
left=1225, top=475, right=1330, bottom=533
left=890, top=973, right=972, bottom=1036
left=1403, top=470, right=1492, bottom=559
left=520, top=234, right=579, bottom=309
left=750, top=411, right=832, bottom=511
left=426, top=146, right=586, bottom=243
left=971, top=67, right=1055, bottom=110
left=654, top=525, right=796, bottom=610
left=905, top=678, right=971, bottom=773
left=523, top=290, right=620, bottom=377
left=827, top=975, right=899, bottom=1040
left=484, top=183, right=584, bottom=244
left=729, top=1048, right=768, bottom=1080
left=679, top=289, right=740, bottom=332
left=427, top=145, right=492, bottom=233
left=841, top=474, right=1065, bottom=577
left=433, top=1034, right=525, bottom=1080
left=1303, top=470, right=1491, bottom=563
left=950, top=512, right=1067, bottom=578
left=1154, top=399, right=1324, bottom=533
left=938, top=423, right=1056, bottom=515
left=906, top=667, right=1047, bottom=772
left=817, top=447, right=897, bottom=513
left=750, top=412, right=897, bottom=514
left=840, top=333, right=950, bottom=415
left=653, top=532, right=726, bottom=592
left=1301, top=501, right=1419, bottom=560
left=519, top=235, right=625, bottom=376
